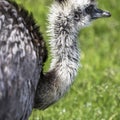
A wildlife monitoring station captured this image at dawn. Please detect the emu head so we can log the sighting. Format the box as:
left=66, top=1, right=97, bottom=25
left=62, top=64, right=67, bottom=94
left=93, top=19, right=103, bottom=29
left=49, top=0, right=111, bottom=35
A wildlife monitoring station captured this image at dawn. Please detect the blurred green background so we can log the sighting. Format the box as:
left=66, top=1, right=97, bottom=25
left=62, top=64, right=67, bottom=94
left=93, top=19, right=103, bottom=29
left=14, top=0, right=120, bottom=120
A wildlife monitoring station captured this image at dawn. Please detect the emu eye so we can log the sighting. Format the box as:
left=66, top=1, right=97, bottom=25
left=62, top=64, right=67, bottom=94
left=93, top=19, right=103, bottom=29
left=74, top=11, right=81, bottom=21
left=85, top=5, right=94, bottom=14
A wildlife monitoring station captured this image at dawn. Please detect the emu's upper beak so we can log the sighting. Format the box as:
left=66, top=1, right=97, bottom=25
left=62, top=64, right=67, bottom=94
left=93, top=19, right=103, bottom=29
left=91, top=8, right=111, bottom=19
left=85, top=5, right=111, bottom=19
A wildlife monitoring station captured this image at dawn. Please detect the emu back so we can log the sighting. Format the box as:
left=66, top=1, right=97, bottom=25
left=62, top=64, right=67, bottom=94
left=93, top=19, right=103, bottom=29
left=0, top=0, right=46, bottom=119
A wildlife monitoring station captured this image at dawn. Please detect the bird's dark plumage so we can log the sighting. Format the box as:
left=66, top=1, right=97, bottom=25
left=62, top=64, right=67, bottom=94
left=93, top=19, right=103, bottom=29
left=0, top=0, right=47, bottom=119
left=0, top=0, right=111, bottom=119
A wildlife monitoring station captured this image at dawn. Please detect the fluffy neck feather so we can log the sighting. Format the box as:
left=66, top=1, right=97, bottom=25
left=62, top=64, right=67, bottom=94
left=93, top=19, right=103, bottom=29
left=49, top=26, right=80, bottom=90
left=48, top=3, right=80, bottom=88
left=34, top=3, right=80, bottom=110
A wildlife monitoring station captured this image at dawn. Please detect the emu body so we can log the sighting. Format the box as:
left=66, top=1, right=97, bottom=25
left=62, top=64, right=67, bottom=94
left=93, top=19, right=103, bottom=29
left=0, top=0, right=110, bottom=120
left=0, top=0, right=46, bottom=119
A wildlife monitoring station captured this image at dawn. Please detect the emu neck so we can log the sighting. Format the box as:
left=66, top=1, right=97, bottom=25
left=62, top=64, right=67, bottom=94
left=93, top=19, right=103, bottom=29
left=49, top=33, right=80, bottom=89
left=34, top=16, right=80, bottom=110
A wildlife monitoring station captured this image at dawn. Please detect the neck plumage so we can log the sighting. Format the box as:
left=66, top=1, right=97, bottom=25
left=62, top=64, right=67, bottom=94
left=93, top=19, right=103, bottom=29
left=34, top=12, right=80, bottom=110
left=49, top=32, right=80, bottom=91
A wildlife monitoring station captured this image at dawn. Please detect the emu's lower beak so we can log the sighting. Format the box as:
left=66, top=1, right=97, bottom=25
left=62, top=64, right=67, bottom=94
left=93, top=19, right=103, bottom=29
left=91, top=8, right=111, bottom=19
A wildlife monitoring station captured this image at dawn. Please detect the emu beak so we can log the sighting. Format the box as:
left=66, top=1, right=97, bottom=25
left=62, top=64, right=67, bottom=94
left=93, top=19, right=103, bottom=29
left=91, top=8, right=111, bottom=19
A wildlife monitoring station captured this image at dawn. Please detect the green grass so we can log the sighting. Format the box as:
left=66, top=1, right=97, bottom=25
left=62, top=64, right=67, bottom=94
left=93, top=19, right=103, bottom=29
left=14, top=0, right=120, bottom=119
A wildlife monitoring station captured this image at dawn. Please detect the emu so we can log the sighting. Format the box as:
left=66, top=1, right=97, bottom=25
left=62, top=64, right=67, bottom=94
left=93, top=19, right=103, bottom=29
left=0, top=0, right=111, bottom=120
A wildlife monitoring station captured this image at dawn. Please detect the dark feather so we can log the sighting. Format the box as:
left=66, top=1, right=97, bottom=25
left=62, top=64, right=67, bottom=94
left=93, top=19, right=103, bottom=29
left=0, top=0, right=47, bottom=120
left=55, top=0, right=67, bottom=3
